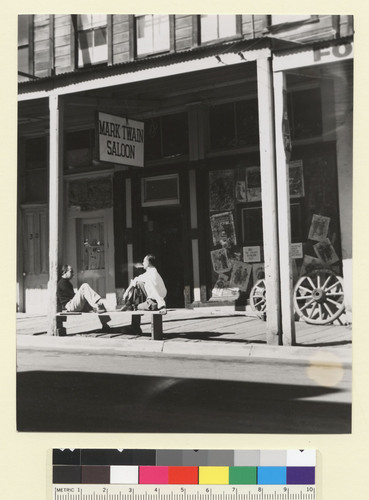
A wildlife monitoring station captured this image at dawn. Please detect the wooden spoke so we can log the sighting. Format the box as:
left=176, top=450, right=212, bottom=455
left=295, top=294, right=313, bottom=300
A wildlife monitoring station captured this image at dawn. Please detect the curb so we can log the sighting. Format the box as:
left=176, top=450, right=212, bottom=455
left=17, top=334, right=352, bottom=365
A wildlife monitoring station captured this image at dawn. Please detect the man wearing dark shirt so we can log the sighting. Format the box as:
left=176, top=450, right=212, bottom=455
left=57, top=265, right=106, bottom=313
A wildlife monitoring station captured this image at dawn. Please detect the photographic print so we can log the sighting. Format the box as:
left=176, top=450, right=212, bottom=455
left=245, top=166, right=262, bottom=202
left=308, top=214, right=331, bottom=241
left=16, top=13, right=352, bottom=436
left=229, top=261, right=252, bottom=291
left=210, top=211, right=237, bottom=247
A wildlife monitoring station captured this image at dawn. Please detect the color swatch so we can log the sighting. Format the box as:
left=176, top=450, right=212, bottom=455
left=53, top=450, right=315, bottom=486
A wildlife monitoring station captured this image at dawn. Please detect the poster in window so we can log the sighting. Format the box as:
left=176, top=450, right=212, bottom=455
left=313, top=238, right=339, bottom=265
left=209, top=170, right=235, bottom=212
left=299, top=254, right=323, bottom=276
left=252, top=263, right=265, bottom=283
left=245, top=166, right=262, bottom=202
left=210, top=211, right=237, bottom=247
left=235, top=180, right=246, bottom=202
left=229, top=261, right=252, bottom=291
left=243, top=246, right=261, bottom=263
left=210, top=248, right=232, bottom=273
left=211, top=273, right=239, bottom=299
left=308, top=214, right=330, bottom=241
left=289, top=160, right=305, bottom=198
left=291, top=242, right=303, bottom=259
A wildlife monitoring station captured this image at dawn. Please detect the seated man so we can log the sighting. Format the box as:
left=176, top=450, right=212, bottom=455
left=121, top=254, right=167, bottom=311
left=57, top=264, right=107, bottom=313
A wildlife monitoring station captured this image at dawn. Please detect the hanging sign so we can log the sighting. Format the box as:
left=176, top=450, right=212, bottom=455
left=98, top=112, right=144, bottom=167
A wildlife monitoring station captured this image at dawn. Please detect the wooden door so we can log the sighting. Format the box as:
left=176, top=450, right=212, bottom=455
left=76, top=217, right=107, bottom=297
left=22, top=206, right=49, bottom=312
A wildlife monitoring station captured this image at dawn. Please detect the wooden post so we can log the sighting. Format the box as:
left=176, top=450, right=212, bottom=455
left=256, top=57, right=281, bottom=345
left=189, top=169, right=201, bottom=303
left=47, top=93, right=64, bottom=335
left=273, top=70, right=296, bottom=345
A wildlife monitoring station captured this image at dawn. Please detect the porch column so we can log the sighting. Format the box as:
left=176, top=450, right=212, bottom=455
left=125, top=178, right=134, bottom=282
left=256, top=57, right=281, bottom=344
left=189, top=169, right=201, bottom=303
left=47, top=93, right=64, bottom=335
left=273, top=70, right=296, bottom=345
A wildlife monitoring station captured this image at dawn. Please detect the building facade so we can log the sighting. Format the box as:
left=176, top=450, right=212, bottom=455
left=17, top=15, right=353, bottom=343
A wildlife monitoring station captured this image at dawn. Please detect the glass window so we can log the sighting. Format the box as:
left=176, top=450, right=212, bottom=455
left=142, top=175, right=180, bottom=206
left=77, top=14, right=108, bottom=67
left=144, top=113, right=188, bottom=161
left=200, top=15, right=237, bottom=43
left=209, top=99, right=259, bottom=151
left=136, top=15, right=170, bottom=56
left=18, top=15, right=32, bottom=81
left=23, top=137, right=48, bottom=202
left=288, top=88, right=323, bottom=140
left=271, top=15, right=311, bottom=25
left=65, top=130, right=94, bottom=170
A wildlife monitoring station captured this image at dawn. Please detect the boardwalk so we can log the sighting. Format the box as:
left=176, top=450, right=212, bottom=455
left=16, top=306, right=352, bottom=349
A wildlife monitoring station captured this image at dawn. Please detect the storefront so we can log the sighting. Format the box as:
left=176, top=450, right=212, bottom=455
left=17, top=17, right=353, bottom=343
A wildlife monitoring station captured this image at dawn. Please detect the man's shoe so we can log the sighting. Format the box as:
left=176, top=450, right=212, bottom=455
left=94, top=302, right=107, bottom=313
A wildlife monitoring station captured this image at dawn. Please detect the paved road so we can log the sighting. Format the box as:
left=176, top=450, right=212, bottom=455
left=17, top=348, right=351, bottom=433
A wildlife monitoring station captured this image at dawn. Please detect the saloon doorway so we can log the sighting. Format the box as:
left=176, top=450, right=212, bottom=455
left=141, top=208, right=185, bottom=308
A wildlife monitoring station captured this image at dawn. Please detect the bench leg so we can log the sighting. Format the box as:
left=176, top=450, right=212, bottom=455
left=151, top=314, right=163, bottom=340
left=130, top=314, right=142, bottom=334
left=56, top=316, right=67, bottom=337
left=98, top=315, right=111, bottom=333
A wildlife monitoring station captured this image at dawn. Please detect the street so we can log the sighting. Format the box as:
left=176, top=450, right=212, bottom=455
left=17, top=348, right=351, bottom=433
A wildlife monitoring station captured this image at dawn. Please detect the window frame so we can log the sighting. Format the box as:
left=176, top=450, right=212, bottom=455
left=267, top=15, right=319, bottom=33
left=18, top=15, right=34, bottom=80
left=134, top=14, right=174, bottom=58
left=141, top=174, right=180, bottom=207
left=198, top=14, right=242, bottom=46
left=76, top=14, right=109, bottom=68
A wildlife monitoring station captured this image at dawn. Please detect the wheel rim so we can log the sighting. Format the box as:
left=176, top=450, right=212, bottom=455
left=250, top=279, right=267, bottom=320
left=293, top=269, right=345, bottom=325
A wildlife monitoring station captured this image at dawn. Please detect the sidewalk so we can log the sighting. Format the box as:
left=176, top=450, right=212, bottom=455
left=16, top=306, right=352, bottom=364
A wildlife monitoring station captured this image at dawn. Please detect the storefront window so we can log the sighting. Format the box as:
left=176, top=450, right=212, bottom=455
left=23, top=137, right=48, bottom=202
left=145, top=113, right=188, bottom=161
left=65, top=129, right=94, bottom=171
left=135, top=15, right=170, bottom=56
left=209, top=99, right=259, bottom=151
left=288, top=87, right=323, bottom=140
left=77, top=14, right=108, bottom=67
left=200, top=15, right=238, bottom=43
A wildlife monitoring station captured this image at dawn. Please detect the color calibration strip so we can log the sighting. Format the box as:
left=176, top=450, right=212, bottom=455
left=53, top=449, right=315, bottom=486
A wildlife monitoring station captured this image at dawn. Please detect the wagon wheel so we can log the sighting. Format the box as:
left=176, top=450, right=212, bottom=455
left=250, top=279, right=267, bottom=321
left=293, top=269, right=345, bottom=325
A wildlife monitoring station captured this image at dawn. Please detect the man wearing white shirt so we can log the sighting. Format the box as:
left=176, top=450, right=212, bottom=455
left=121, top=254, right=167, bottom=311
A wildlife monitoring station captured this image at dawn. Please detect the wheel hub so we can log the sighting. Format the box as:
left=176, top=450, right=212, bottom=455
left=312, top=288, right=326, bottom=303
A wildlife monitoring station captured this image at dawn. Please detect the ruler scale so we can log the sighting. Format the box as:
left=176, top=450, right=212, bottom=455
left=52, top=450, right=316, bottom=500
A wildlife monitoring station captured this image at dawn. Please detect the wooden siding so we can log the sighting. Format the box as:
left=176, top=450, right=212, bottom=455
left=33, top=15, right=51, bottom=78
left=175, top=15, right=193, bottom=51
left=54, top=15, right=73, bottom=75
left=112, top=15, right=131, bottom=64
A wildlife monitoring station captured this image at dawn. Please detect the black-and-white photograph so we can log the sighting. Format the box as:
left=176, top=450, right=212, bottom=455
left=16, top=14, right=353, bottom=434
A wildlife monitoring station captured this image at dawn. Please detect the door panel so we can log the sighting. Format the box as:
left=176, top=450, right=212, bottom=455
left=77, top=218, right=107, bottom=297
left=22, top=207, right=49, bottom=313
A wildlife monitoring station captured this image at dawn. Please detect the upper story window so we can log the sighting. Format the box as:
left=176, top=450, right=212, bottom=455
left=18, top=15, right=33, bottom=81
left=271, top=15, right=314, bottom=25
left=135, top=15, right=170, bottom=56
left=77, top=14, right=108, bottom=67
left=200, top=15, right=238, bottom=44
left=145, top=113, right=189, bottom=161
left=209, top=99, right=259, bottom=151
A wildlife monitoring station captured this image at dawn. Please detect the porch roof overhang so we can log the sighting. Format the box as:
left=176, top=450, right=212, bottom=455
left=18, top=37, right=296, bottom=102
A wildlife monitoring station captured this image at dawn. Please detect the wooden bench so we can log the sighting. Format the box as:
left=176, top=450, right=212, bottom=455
left=56, top=310, right=166, bottom=340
